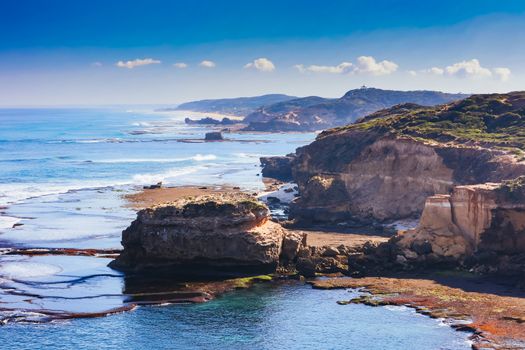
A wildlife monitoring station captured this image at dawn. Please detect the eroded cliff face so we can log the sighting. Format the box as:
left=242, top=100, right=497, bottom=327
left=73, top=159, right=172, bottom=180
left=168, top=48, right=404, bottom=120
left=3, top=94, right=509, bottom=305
left=384, top=178, right=525, bottom=264
left=111, top=193, right=304, bottom=274
left=290, top=130, right=525, bottom=224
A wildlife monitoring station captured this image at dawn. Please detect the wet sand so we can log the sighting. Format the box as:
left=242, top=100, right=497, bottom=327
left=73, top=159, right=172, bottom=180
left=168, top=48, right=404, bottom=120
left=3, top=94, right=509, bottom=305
left=125, top=185, right=245, bottom=209
left=304, top=230, right=388, bottom=248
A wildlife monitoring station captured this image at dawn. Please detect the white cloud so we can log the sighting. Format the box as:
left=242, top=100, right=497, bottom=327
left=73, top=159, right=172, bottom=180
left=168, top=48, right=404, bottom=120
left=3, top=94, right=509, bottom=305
left=116, top=58, right=161, bottom=69
left=355, top=56, right=398, bottom=76
left=428, top=67, right=444, bottom=75
left=297, top=62, right=353, bottom=74
left=91, top=61, right=103, bottom=67
left=244, top=58, right=275, bottom=72
left=410, top=60, right=511, bottom=82
left=199, top=60, right=216, bottom=68
left=173, top=62, right=188, bottom=69
left=493, top=67, right=511, bottom=82
left=445, top=59, right=492, bottom=79
left=294, top=56, right=397, bottom=76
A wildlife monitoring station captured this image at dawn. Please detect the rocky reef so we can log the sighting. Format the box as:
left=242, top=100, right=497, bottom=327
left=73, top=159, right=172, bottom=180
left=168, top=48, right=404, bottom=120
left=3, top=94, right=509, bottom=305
left=110, top=193, right=304, bottom=275
left=277, top=92, right=525, bottom=225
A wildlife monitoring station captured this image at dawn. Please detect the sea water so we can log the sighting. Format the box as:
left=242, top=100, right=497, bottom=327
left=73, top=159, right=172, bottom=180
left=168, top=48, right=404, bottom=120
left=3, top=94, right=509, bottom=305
left=0, top=108, right=470, bottom=349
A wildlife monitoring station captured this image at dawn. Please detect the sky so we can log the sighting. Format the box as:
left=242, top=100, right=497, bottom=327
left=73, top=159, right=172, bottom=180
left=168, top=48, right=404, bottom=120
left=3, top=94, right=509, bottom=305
left=1, top=0, right=525, bottom=106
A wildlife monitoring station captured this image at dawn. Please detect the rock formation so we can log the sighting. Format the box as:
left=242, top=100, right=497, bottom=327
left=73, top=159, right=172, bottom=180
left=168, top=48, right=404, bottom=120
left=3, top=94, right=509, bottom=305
left=204, top=131, right=224, bottom=141
left=259, top=154, right=295, bottom=181
left=110, top=193, right=304, bottom=274
left=348, top=177, right=525, bottom=275
left=282, top=92, right=525, bottom=225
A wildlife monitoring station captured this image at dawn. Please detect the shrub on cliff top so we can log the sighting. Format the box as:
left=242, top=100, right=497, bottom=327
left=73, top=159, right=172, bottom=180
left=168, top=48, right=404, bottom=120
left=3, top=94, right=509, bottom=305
left=320, top=91, right=525, bottom=151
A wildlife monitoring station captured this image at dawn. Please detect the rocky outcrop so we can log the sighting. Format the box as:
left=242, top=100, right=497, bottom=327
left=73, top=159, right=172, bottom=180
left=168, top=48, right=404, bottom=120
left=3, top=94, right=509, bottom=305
left=289, top=92, right=525, bottom=225
left=291, top=134, right=525, bottom=225
left=349, top=177, right=525, bottom=275
left=111, top=193, right=305, bottom=274
left=260, top=154, right=295, bottom=181
left=204, top=131, right=223, bottom=141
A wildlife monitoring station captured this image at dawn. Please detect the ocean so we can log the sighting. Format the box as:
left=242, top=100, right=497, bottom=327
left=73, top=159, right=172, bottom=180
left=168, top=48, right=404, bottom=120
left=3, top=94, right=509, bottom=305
left=0, top=108, right=470, bottom=349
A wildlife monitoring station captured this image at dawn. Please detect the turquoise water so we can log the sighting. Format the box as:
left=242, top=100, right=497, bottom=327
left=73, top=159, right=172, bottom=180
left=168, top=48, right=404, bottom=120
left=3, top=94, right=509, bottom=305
left=0, top=283, right=470, bottom=349
left=0, top=108, right=470, bottom=348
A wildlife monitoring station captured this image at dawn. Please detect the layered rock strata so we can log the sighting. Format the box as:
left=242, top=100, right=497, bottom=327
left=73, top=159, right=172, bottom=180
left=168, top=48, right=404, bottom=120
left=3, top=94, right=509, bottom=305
left=349, top=177, right=525, bottom=275
left=111, top=193, right=304, bottom=274
left=277, top=92, right=525, bottom=224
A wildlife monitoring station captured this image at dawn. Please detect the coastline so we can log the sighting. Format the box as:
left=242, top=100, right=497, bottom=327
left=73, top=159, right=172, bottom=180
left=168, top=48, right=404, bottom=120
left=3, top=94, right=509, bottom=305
left=311, top=275, right=525, bottom=349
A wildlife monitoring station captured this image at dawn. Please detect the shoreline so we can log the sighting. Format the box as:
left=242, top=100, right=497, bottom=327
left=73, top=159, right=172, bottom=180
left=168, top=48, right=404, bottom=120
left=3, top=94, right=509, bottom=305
left=1, top=183, right=522, bottom=350
left=311, top=275, right=525, bottom=349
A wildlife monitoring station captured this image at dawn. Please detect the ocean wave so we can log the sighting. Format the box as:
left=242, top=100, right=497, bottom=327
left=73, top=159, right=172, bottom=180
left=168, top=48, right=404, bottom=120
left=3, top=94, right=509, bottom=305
left=132, top=166, right=202, bottom=184
left=86, top=154, right=217, bottom=164
left=0, top=261, right=63, bottom=279
left=0, top=181, right=129, bottom=207
left=0, top=215, right=21, bottom=231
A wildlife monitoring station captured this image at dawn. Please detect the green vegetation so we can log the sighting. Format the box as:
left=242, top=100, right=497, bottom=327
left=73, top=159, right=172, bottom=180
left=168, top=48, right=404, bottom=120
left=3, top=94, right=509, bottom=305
left=498, top=176, right=525, bottom=202
left=228, top=275, right=273, bottom=289
left=321, top=92, right=525, bottom=151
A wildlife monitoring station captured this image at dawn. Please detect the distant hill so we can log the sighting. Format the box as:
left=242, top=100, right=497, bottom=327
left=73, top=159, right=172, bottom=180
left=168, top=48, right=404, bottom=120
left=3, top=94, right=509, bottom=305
left=161, top=94, right=298, bottom=117
left=243, top=96, right=333, bottom=123
left=243, top=88, right=468, bottom=131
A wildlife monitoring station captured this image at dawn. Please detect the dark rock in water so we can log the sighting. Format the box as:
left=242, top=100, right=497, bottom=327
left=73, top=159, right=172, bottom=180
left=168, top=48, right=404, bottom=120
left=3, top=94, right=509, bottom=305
left=260, top=154, right=295, bottom=181
left=204, top=132, right=223, bottom=141
left=143, top=182, right=163, bottom=190
left=110, top=193, right=306, bottom=276
left=265, top=196, right=281, bottom=204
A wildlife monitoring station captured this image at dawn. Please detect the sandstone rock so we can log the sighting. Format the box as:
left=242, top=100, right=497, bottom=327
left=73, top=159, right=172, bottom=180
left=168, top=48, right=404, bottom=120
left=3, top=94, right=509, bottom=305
left=389, top=177, right=525, bottom=267
left=110, top=193, right=286, bottom=274
left=280, top=230, right=305, bottom=263
left=288, top=92, right=525, bottom=225
left=296, top=257, right=316, bottom=277
left=321, top=246, right=340, bottom=257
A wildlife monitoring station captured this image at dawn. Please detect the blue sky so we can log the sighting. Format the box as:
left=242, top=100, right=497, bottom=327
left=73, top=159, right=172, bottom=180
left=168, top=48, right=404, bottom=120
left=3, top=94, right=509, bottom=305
left=1, top=0, right=525, bottom=105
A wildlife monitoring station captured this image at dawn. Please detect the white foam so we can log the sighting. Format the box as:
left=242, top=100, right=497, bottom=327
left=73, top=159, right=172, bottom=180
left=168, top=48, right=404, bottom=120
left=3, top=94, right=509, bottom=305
left=0, top=262, right=62, bottom=278
left=0, top=216, right=20, bottom=230
left=0, top=180, right=129, bottom=206
left=132, top=166, right=201, bottom=184
left=192, top=154, right=217, bottom=161
left=259, top=183, right=297, bottom=204
left=93, top=154, right=216, bottom=164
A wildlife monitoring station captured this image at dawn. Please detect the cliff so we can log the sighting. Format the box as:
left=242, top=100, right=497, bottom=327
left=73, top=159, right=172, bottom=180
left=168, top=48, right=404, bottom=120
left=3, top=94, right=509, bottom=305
left=111, top=193, right=304, bottom=274
left=348, top=177, right=525, bottom=275
left=285, top=92, right=525, bottom=225
left=244, top=88, right=467, bottom=131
